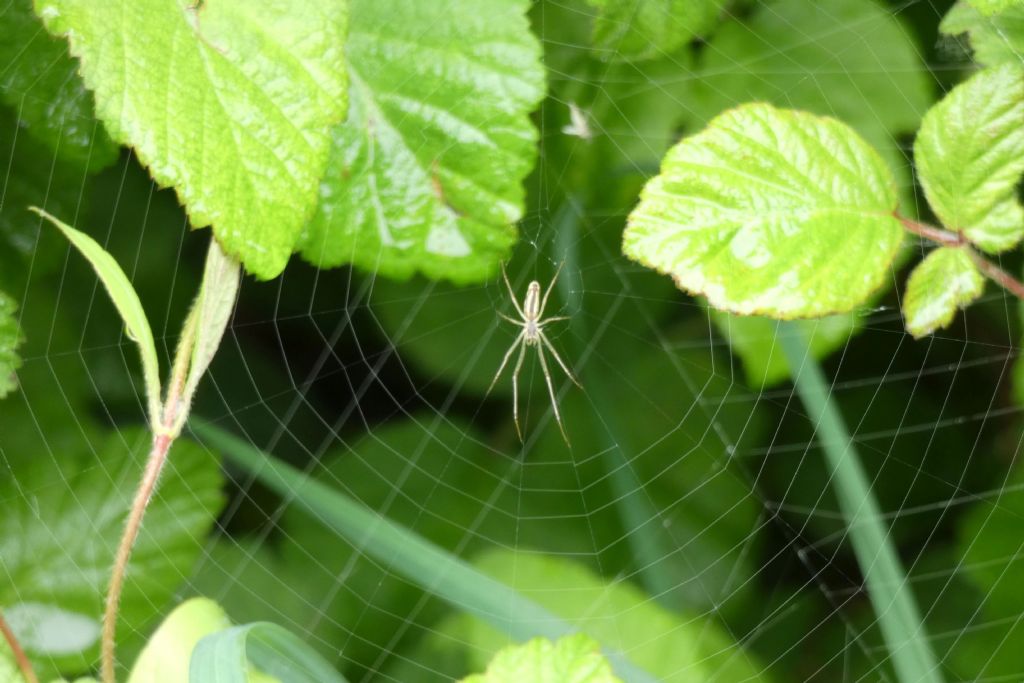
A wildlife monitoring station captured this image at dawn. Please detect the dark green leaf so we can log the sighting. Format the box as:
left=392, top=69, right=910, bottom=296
left=586, top=0, right=723, bottom=61
left=942, top=2, right=1024, bottom=66
left=0, top=292, right=23, bottom=398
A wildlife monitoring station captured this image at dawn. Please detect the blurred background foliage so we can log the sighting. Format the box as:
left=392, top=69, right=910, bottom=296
left=2, top=0, right=1024, bottom=681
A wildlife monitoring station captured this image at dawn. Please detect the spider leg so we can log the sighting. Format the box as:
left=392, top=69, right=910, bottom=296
left=498, top=312, right=524, bottom=326
left=501, top=263, right=527, bottom=319
left=537, top=316, right=569, bottom=325
left=510, top=340, right=528, bottom=442
left=487, top=331, right=525, bottom=395
left=536, top=341, right=570, bottom=445
left=539, top=332, right=582, bottom=388
left=537, top=261, right=565, bottom=318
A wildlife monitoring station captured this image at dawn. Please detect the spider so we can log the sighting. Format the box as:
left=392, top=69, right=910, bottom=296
left=488, top=262, right=581, bottom=444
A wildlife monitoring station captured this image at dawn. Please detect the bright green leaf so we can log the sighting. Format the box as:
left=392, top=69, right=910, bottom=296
left=431, top=550, right=767, bottom=682
left=190, top=622, right=348, bottom=683
left=30, top=208, right=162, bottom=428
left=914, top=64, right=1024, bottom=252
left=298, top=0, right=545, bottom=284
left=461, top=634, right=621, bottom=683
left=585, top=0, right=723, bottom=61
left=903, top=248, right=985, bottom=338
left=0, top=0, right=117, bottom=171
left=0, top=429, right=224, bottom=675
left=712, top=311, right=860, bottom=388
left=969, top=0, right=1024, bottom=15
left=942, top=2, right=1024, bottom=66
left=691, top=0, right=930, bottom=161
left=623, top=103, right=903, bottom=318
left=127, top=598, right=232, bottom=683
left=34, top=0, right=348, bottom=279
left=0, top=292, right=23, bottom=398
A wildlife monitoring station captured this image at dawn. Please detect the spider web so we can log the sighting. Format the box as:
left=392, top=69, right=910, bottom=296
left=2, top=1, right=1024, bottom=682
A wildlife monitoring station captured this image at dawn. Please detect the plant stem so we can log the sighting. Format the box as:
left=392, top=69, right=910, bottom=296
left=0, top=609, right=38, bottom=683
left=778, top=323, right=943, bottom=683
left=101, top=430, right=173, bottom=683
left=898, top=215, right=1024, bottom=299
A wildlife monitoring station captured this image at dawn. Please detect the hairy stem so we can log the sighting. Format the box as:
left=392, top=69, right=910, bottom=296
left=779, top=323, right=943, bottom=683
left=0, top=609, right=38, bottom=683
left=898, top=215, right=1024, bottom=299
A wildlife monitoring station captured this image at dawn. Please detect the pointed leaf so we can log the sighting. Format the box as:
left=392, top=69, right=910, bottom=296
left=0, top=292, right=22, bottom=399
left=461, top=634, right=621, bottom=683
left=35, top=0, right=349, bottom=279
left=584, top=0, right=723, bottom=62
left=298, top=0, right=545, bottom=284
left=914, top=64, right=1024, bottom=252
left=941, top=2, right=1024, bottom=67
left=30, top=208, right=162, bottom=426
left=903, top=247, right=984, bottom=338
left=623, top=103, right=903, bottom=318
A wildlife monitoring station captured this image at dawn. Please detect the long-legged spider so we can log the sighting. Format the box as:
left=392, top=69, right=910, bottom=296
left=488, top=262, right=581, bottom=444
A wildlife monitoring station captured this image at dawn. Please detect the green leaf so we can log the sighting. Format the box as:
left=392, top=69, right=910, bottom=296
left=0, top=429, right=224, bottom=676
left=436, top=550, right=767, bottom=682
left=711, top=311, right=859, bottom=388
left=461, top=634, right=621, bottom=683
left=0, top=292, right=23, bottom=398
left=0, top=0, right=117, bottom=171
left=191, top=622, right=349, bottom=683
left=914, top=64, right=1024, bottom=252
left=35, top=0, right=349, bottom=279
left=585, top=0, right=723, bottom=62
left=902, top=247, right=984, bottom=338
left=30, top=208, right=162, bottom=428
left=942, top=2, right=1024, bottom=67
left=969, top=0, right=1024, bottom=15
left=623, top=103, right=903, bottom=318
left=127, top=598, right=232, bottom=683
left=298, top=0, right=545, bottom=284
left=689, top=0, right=930, bottom=183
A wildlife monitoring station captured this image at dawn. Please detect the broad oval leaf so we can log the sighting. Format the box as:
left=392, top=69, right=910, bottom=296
left=0, top=0, right=117, bottom=171
left=942, top=2, right=1024, bottom=66
left=298, top=0, right=545, bottom=284
left=0, top=291, right=22, bottom=399
left=35, top=0, right=349, bottom=279
left=0, top=429, right=224, bottom=676
left=902, top=247, right=984, bottom=338
left=623, top=103, right=903, bottom=318
left=31, top=208, right=162, bottom=427
left=585, top=0, right=723, bottom=62
left=190, top=622, right=349, bottom=683
left=127, top=598, right=232, bottom=683
left=914, top=64, right=1024, bottom=253
left=461, top=634, right=621, bottom=683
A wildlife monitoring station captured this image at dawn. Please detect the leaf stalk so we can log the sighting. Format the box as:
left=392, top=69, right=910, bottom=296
left=0, top=608, right=39, bottom=683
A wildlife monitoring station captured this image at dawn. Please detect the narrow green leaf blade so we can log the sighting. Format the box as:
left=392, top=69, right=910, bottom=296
left=941, top=2, right=1024, bottom=67
left=903, top=247, right=984, bottom=338
left=30, top=207, right=162, bottom=426
left=623, top=103, right=903, bottom=318
left=298, top=0, right=545, bottom=284
left=585, top=0, right=723, bottom=62
left=461, top=634, right=621, bottom=683
left=0, top=0, right=117, bottom=171
left=914, top=64, right=1024, bottom=252
left=0, top=292, right=23, bottom=398
left=191, top=420, right=660, bottom=683
left=35, top=0, right=348, bottom=279
left=190, top=622, right=349, bottom=683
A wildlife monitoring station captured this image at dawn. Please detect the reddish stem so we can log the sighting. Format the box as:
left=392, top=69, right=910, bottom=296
left=898, top=215, right=1024, bottom=301
left=0, top=609, right=39, bottom=683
